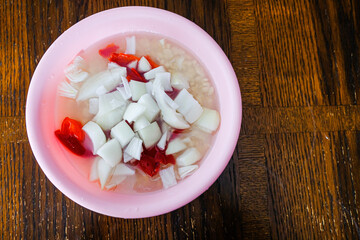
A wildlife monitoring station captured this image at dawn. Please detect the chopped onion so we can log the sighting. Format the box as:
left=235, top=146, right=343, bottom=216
left=89, top=157, right=100, bottom=181
left=133, top=116, right=150, bottom=132
left=138, top=122, right=162, bottom=149
left=137, top=93, right=160, bottom=122
left=157, top=130, right=168, bottom=150
left=82, top=121, right=106, bottom=154
left=137, top=56, right=152, bottom=73
left=166, top=138, right=187, bottom=155
left=118, top=76, right=132, bottom=100
left=127, top=60, right=138, bottom=69
left=105, top=175, right=126, bottom=190
left=124, top=137, right=143, bottom=161
left=108, top=62, right=120, bottom=69
left=94, top=104, right=127, bottom=131
left=113, top=163, right=135, bottom=176
left=145, top=81, right=153, bottom=95
left=96, top=91, right=127, bottom=117
left=58, top=81, right=78, bottom=99
left=64, top=56, right=89, bottom=83
left=88, top=98, right=99, bottom=115
left=178, top=165, right=198, bottom=179
left=97, top=157, right=114, bottom=189
left=125, top=36, right=136, bottom=55
left=153, top=72, right=172, bottom=92
left=176, top=148, right=202, bottom=167
left=110, top=120, right=135, bottom=147
left=123, top=103, right=146, bottom=123
left=194, top=108, right=220, bottom=133
left=129, top=80, right=147, bottom=101
left=159, top=166, right=177, bottom=189
left=110, top=66, right=127, bottom=81
left=96, top=139, right=122, bottom=168
left=174, top=88, right=203, bottom=124
left=143, top=66, right=165, bottom=80
left=123, top=152, right=134, bottom=163
left=95, top=85, right=107, bottom=96
left=171, top=72, right=189, bottom=90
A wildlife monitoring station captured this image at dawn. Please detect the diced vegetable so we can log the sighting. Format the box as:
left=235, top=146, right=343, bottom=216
left=133, top=116, right=150, bottom=132
left=174, top=89, right=203, bottom=124
left=110, top=120, right=134, bottom=147
left=153, top=72, right=172, bottom=92
left=61, top=117, right=85, bottom=142
left=176, top=148, right=201, bottom=167
left=129, top=80, right=147, bottom=101
left=157, top=130, right=168, bottom=150
left=194, top=108, right=220, bottom=133
left=127, top=68, right=146, bottom=82
left=55, top=130, right=85, bottom=156
left=64, top=56, right=89, bottom=83
left=123, top=152, right=134, bottom=163
left=145, top=81, right=153, bottom=95
left=96, top=139, right=122, bottom=167
left=89, top=157, right=100, bottom=181
left=82, top=121, right=106, bottom=154
left=113, top=163, right=135, bottom=176
left=125, top=36, right=136, bottom=55
left=58, top=81, right=78, bottom=99
left=178, top=165, right=198, bottom=179
left=109, top=53, right=140, bottom=67
left=138, top=122, right=162, bottom=149
left=124, top=137, right=143, bottom=161
left=110, top=66, right=127, bottom=81
left=123, top=103, right=146, bottom=123
left=159, top=166, right=177, bottom=189
left=171, top=72, right=189, bottom=90
left=96, top=91, right=127, bottom=117
left=137, top=94, right=160, bottom=122
left=88, top=98, right=99, bottom=115
left=144, top=55, right=159, bottom=68
left=94, top=105, right=127, bottom=131
left=127, top=60, right=138, bottom=69
left=165, top=138, right=187, bottom=155
left=108, top=62, right=120, bottom=69
left=105, top=175, right=126, bottom=190
left=137, top=56, right=152, bottom=73
left=143, top=66, right=165, bottom=80
left=99, top=43, right=119, bottom=58
left=97, top=157, right=114, bottom=189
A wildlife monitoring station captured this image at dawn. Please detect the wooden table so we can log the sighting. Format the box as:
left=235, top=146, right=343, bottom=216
left=1, top=0, right=359, bottom=239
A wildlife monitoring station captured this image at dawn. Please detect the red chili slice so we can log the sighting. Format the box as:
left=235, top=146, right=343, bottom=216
left=55, top=130, right=86, bottom=156
left=109, top=53, right=140, bottom=67
left=139, top=154, right=160, bottom=177
left=144, top=55, right=159, bottom=68
left=61, top=117, right=85, bottom=142
left=138, top=147, right=175, bottom=176
left=127, top=68, right=147, bottom=82
left=99, top=43, right=119, bottom=58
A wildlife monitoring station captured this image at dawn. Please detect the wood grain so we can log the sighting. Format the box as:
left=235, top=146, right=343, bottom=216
left=1, top=0, right=360, bottom=239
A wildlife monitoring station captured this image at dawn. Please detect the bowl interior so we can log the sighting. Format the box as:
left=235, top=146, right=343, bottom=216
left=26, top=6, right=241, bottom=218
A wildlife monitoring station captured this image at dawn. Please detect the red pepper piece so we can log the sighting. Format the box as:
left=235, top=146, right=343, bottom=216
left=55, top=130, right=86, bottom=156
left=139, top=154, right=160, bottom=177
left=127, top=68, right=147, bottom=82
left=144, top=55, right=159, bottom=68
left=99, top=43, right=119, bottom=58
left=109, top=53, right=140, bottom=67
left=61, top=117, right=85, bottom=142
left=166, top=88, right=180, bottom=100
left=155, top=150, right=175, bottom=165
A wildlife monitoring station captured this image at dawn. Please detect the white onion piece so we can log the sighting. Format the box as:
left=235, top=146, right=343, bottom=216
left=174, top=89, right=203, bottom=124
left=127, top=60, right=138, bottom=69
left=138, top=122, right=162, bottom=149
left=105, top=175, right=126, bottom=190
left=108, top=62, right=120, bottom=69
left=194, top=108, right=220, bottom=133
left=176, top=148, right=202, bottom=167
left=117, top=76, right=132, bottom=100
left=178, top=165, right=198, bottom=179
left=159, top=166, right=177, bottom=189
left=64, top=56, right=89, bottom=83
left=88, top=98, right=99, bottom=115
left=113, top=163, right=135, bottom=176
left=110, top=67, right=127, bottom=82
left=137, top=57, right=152, bottom=73
left=157, top=130, right=168, bottom=150
left=123, top=152, right=134, bottom=163
left=110, top=120, right=135, bottom=147
left=82, top=121, right=106, bottom=154
left=171, top=72, right=189, bottom=90
left=58, top=81, right=78, bottom=99
left=95, top=85, right=107, bottom=96
left=77, top=69, right=125, bottom=101
left=96, top=139, right=122, bottom=168
left=145, top=81, right=153, bottom=95
left=154, top=88, right=189, bottom=129
left=165, top=138, right=187, bottom=155
left=162, top=91, right=179, bottom=110
left=133, top=116, right=150, bottom=132
left=137, top=94, right=160, bottom=122
left=96, top=91, right=127, bottom=117
left=143, top=66, right=165, bottom=80
left=97, top=157, right=114, bottom=189
left=94, top=104, right=127, bottom=131
left=153, top=72, right=172, bottom=92
left=89, top=157, right=100, bottom=181
left=125, top=36, right=136, bottom=54
left=123, top=103, right=146, bottom=123
left=129, top=80, right=147, bottom=101
left=124, top=137, right=143, bottom=161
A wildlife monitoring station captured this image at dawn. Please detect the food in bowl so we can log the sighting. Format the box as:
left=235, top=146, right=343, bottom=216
left=55, top=33, right=221, bottom=192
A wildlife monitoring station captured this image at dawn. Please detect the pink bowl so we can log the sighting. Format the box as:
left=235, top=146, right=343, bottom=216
left=26, top=7, right=242, bottom=218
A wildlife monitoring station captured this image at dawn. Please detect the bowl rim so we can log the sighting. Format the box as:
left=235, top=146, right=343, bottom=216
left=26, top=6, right=242, bottom=218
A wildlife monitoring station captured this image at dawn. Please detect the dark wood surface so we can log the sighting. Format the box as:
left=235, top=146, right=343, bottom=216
left=1, top=0, right=360, bottom=239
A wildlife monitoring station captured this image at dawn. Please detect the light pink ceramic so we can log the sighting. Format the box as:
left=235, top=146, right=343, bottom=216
left=26, top=6, right=242, bottom=218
